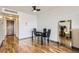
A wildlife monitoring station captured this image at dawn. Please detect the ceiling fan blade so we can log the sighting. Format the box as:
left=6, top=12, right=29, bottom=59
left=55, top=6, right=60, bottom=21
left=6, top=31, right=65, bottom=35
left=32, top=6, right=36, bottom=10
left=36, top=9, right=40, bottom=11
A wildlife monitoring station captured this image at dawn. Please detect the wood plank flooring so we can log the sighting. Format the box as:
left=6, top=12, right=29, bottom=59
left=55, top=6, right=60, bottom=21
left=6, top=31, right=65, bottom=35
left=0, top=36, right=78, bottom=53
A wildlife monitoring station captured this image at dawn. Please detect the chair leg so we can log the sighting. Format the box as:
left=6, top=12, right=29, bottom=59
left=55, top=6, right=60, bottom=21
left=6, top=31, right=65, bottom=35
left=47, top=38, right=49, bottom=45
left=41, top=37, right=43, bottom=45
left=44, top=37, right=46, bottom=45
left=34, top=36, right=36, bottom=43
left=32, top=38, right=33, bottom=44
left=37, top=37, right=39, bottom=44
left=32, top=36, right=33, bottom=45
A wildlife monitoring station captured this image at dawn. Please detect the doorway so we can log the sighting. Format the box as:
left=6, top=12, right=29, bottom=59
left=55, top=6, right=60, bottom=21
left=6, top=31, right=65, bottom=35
left=6, top=20, right=14, bottom=36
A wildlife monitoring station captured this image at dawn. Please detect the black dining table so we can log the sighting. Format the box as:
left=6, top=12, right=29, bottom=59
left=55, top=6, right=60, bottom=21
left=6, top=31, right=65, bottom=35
left=32, top=31, right=47, bottom=45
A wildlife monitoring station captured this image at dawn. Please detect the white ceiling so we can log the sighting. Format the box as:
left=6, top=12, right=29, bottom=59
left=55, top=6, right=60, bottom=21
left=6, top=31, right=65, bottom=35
left=0, top=6, right=58, bottom=15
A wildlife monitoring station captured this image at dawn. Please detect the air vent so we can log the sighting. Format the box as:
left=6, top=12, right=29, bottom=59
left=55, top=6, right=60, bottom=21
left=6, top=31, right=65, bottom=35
left=2, top=8, right=17, bottom=15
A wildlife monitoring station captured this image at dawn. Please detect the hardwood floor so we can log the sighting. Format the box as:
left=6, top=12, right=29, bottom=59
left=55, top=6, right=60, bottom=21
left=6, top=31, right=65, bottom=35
left=0, top=36, right=19, bottom=53
left=0, top=36, right=78, bottom=53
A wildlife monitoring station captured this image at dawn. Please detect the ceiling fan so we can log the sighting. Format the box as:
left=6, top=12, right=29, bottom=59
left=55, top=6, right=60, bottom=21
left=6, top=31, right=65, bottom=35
left=32, top=6, right=40, bottom=12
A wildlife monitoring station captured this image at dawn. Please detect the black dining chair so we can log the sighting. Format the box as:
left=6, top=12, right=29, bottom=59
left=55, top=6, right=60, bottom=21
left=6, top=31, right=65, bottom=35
left=41, top=29, right=51, bottom=45
left=33, top=28, right=42, bottom=43
left=41, top=28, right=47, bottom=45
left=42, top=28, right=47, bottom=37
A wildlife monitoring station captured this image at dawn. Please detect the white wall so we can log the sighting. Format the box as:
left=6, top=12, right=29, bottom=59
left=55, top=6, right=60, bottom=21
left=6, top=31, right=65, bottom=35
left=18, top=12, right=37, bottom=39
left=14, top=16, right=19, bottom=38
left=37, top=7, right=79, bottom=42
left=0, top=17, right=6, bottom=45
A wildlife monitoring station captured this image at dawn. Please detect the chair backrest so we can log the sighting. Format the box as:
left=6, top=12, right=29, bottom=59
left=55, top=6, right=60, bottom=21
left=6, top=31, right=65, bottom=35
left=43, top=28, right=47, bottom=36
left=47, top=29, right=51, bottom=37
left=33, top=28, right=37, bottom=35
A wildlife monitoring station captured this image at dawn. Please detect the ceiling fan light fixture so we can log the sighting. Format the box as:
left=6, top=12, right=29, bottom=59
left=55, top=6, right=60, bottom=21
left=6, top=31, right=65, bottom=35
left=33, top=10, right=37, bottom=12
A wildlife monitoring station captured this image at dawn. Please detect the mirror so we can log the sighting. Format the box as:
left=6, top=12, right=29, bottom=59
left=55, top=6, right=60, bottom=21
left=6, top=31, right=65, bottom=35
left=58, top=20, right=72, bottom=48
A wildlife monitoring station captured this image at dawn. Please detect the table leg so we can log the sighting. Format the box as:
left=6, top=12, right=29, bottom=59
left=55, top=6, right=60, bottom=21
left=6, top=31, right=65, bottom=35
left=41, top=37, right=43, bottom=45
